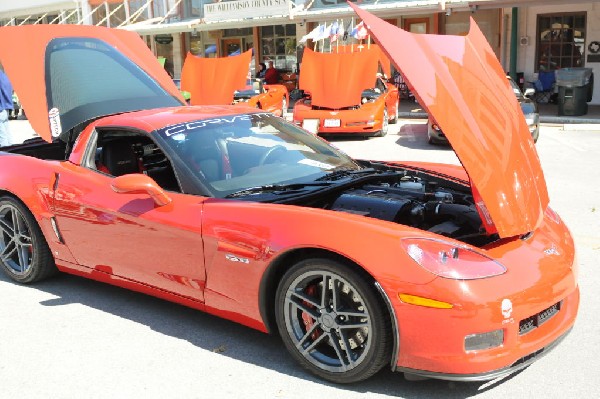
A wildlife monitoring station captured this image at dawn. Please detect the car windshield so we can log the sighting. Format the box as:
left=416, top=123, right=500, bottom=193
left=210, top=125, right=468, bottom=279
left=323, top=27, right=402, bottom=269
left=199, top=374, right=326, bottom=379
left=157, top=112, right=361, bottom=197
left=361, top=77, right=386, bottom=98
left=234, top=79, right=261, bottom=97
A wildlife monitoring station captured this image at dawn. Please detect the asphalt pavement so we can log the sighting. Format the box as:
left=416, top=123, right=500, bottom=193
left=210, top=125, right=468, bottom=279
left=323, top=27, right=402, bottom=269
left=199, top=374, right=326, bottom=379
left=1, top=117, right=599, bottom=398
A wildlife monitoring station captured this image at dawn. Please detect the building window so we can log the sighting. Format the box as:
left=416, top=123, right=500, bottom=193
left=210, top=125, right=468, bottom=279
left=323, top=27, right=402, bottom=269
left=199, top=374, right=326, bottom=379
left=260, top=24, right=297, bottom=71
left=184, top=0, right=206, bottom=18
left=93, top=3, right=126, bottom=27
left=536, top=12, right=586, bottom=71
left=223, top=28, right=252, bottom=37
left=129, top=0, right=152, bottom=22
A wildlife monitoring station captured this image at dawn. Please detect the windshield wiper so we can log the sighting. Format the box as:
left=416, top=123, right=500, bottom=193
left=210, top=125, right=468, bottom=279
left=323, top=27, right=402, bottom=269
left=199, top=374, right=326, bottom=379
left=315, top=167, right=379, bottom=181
left=225, top=182, right=332, bottom=198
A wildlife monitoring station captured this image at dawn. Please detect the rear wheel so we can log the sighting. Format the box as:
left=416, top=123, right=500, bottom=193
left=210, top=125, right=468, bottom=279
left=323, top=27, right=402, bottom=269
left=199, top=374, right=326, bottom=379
left=275, top=258, right=392, bottom=383
left=0, top=197, right=56, bottom=283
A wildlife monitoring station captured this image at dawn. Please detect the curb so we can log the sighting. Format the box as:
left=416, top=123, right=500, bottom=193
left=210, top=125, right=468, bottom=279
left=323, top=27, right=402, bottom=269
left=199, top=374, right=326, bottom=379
left=398, top=112, right=427, bottom=119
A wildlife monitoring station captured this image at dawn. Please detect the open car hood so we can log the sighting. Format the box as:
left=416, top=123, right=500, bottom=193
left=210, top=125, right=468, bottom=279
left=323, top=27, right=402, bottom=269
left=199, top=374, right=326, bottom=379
left=350, top=4, right=549, bottom=238
left=180, top=50, right=252, bottom=106
left=299, top=45, right=389, bottom=109
left=0, top=25, right=184, bottom=143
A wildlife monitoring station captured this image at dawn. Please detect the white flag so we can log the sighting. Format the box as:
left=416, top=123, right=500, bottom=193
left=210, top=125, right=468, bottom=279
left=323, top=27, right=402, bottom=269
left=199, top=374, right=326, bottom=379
left=300, top=25, right=322, bottom=43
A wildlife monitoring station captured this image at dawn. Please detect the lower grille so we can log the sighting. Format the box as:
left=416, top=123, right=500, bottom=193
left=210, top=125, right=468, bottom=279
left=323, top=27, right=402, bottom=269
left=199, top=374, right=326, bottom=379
left=519, top=301, right=562, bottom=335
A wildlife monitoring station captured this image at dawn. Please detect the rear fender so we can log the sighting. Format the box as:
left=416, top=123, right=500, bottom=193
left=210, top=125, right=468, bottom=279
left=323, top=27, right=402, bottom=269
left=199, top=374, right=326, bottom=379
left=0, top=154, right=76, bottom=262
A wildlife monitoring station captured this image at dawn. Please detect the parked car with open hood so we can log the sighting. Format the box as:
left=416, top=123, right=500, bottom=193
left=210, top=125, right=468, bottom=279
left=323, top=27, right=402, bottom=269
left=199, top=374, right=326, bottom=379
left=180, top=50, right=288, bottom=117
left=0, top=6, right=578, bottom=385
left=293, top=45, right=399, bottom=138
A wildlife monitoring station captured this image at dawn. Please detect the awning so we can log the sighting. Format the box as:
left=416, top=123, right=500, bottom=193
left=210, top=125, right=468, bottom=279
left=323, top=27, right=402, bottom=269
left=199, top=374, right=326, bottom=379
left=119, top=18, right=203, bottom=35
left=119, top=15, right=293, bottom=35
left=292, top=0, right=467, bottom=20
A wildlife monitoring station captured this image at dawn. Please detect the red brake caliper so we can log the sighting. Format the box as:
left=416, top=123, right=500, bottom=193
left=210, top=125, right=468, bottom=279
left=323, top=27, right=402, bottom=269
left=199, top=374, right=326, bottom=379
left=301, top=285, right=321, bottom=340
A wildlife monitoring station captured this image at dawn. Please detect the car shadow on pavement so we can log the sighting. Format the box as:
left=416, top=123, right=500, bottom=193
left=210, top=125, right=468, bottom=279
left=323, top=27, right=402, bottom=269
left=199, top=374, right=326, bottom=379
left=0, top=271, right=521, bottom=398
left=395, top=122, right=453, bottom=151
left=321, top=134, right=373, bottom=141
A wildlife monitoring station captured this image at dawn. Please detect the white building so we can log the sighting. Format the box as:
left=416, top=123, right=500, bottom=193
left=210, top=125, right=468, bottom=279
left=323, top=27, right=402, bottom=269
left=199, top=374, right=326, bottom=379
left=2, top=0, right=600, bottom=103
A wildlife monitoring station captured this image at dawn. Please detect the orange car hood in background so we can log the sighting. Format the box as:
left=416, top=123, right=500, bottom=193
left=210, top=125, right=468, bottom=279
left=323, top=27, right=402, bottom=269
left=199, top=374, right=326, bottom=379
left=0, top=25, right=183, bottom=143
left=181, top=50, right=252, bottom=105
left=350, top=3, right=549, bottom=238
left=332, top=44, right=391, bottom=77
left=299, top=47, right=379, bottom=109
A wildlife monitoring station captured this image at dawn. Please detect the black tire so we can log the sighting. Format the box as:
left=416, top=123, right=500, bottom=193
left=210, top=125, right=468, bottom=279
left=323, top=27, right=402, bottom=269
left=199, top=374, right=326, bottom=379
left=0, top=196, right=57, bottom=283
left=275, top=258, right=392, bottom=384
left=532, top=125, right=540, bottom=143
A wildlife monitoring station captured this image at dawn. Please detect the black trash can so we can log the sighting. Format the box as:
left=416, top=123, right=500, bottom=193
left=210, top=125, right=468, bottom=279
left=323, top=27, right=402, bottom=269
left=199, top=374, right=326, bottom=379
left=556, top=68, right=593, bottom=116
left=558, top=85, right=588, bottom=116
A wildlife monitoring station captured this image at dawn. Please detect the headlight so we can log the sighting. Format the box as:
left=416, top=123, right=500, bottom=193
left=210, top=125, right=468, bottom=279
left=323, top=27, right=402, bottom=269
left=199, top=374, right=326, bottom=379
left=401, top=238, right=506, bottom=280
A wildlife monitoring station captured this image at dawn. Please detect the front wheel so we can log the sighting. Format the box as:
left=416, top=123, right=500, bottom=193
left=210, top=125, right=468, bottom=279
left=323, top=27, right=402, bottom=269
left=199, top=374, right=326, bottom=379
left=281, top=97, right=288, bottom=117
left=0, top=196, right=57, bottom=283
left=390, top=100, right=399, bottom=124
left=376, top=109, right=389, bottom=137
left=275, top=258, right=392, bottom=383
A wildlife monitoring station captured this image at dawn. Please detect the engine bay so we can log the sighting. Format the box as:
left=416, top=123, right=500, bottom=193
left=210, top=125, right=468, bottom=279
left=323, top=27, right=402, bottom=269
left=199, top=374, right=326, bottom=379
left=306, top=168, right=496, bottom=247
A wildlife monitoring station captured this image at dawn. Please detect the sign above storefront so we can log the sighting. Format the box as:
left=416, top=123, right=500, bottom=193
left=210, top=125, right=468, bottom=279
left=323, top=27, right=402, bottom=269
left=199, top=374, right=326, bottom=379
left=204, top=0, right=290, bottom=22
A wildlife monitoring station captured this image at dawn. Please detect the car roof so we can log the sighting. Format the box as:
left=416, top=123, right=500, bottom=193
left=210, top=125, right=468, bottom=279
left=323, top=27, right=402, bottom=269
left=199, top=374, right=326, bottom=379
left=94, top=105, right=262, bottom=132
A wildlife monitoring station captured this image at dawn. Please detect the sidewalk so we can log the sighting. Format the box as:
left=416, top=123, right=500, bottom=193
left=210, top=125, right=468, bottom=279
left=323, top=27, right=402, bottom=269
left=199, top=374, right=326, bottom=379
left=398, top=100, right=600, bottom=128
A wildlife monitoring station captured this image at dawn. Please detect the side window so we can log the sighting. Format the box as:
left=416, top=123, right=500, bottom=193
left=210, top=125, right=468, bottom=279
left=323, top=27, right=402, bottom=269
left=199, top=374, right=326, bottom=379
left=87, top=130, right=182, bottom=193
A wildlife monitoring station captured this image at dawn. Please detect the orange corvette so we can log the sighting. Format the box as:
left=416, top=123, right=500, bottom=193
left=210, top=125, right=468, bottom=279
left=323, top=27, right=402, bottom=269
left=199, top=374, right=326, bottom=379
left=232, top=78, right=289, bottom=117
left=293, top=45, right=399, bottom=137
left=0, top=7, right=578, bottom=385
left=180, top=50, right=289, bottom=117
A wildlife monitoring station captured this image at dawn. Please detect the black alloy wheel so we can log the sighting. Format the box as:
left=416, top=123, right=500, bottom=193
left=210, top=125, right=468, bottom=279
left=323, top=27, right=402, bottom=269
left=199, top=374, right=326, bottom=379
left=275, top=258, right=392, bottom=383
left=0, top=197, right=56, bottom=283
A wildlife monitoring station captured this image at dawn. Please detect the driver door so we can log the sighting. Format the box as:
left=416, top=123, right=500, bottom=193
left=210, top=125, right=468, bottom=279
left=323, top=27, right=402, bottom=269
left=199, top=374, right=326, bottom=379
left=51, top=136, right=207, bottom=301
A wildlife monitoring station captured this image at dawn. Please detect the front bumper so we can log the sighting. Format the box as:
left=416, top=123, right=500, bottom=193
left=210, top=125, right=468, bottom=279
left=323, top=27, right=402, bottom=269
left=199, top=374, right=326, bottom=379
left=293, top=105, right=384, bottom=134
left=381, top=213, right=579, bottom=380
left=397, top=317, right=575, bottom=382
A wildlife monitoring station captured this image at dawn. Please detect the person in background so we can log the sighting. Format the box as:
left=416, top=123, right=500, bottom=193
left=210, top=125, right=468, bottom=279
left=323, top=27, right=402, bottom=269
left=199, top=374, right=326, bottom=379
left=0, top=69, right=14, bottom=147
left=257, top=62, right=267, bottom=79
left=264, top=60, right=279, bottom=84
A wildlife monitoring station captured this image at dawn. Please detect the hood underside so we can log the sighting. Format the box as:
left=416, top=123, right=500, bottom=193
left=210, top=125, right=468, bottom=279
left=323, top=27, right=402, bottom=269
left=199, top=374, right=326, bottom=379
left=180, top=50, right=252, bottom=106
left=299, top=46, right=385, bottom=109
left=349, top=3, right=549, bottom=238
left=0, top=25, right=184, bottom=143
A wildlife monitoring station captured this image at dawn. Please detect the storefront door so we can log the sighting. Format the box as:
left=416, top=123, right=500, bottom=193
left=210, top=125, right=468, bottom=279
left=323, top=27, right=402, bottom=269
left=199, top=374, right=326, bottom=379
left=222, top=38, right=242, bottom=56
left=404, top=18, right=430, bottom=34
